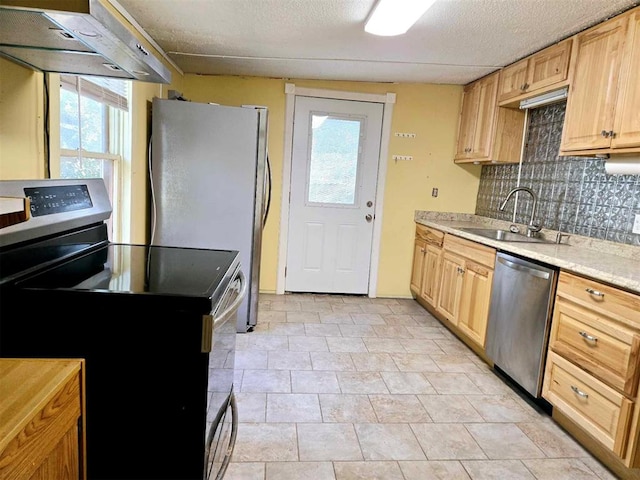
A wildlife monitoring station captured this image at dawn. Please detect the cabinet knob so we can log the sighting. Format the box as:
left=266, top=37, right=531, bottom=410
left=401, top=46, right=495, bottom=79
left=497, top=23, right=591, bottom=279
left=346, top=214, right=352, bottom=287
left=521, top=83, right=529, bottom=91
left=456, top=266, right=465, bottom=274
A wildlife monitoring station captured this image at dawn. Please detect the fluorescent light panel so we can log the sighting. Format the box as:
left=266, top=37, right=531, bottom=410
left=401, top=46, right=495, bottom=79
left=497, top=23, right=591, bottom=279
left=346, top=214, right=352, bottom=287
left=519, top=87, right=568, bottom=109
left=365, top=0, right=436, bottom=36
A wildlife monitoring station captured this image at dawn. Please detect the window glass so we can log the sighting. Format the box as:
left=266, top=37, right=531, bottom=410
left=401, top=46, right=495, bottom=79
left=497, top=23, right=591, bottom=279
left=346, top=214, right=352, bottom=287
left=58, top=75, right=128, bottom=242
left=308, top=115, right=362, bottom=205
left=60, top=89, right=106, bottom=152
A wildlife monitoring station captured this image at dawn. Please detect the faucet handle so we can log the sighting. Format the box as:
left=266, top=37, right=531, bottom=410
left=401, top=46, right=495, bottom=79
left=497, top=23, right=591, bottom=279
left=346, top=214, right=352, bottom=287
left=556, top=232, right=571, bottom=244
left=527, top=221, right=543, bottom=237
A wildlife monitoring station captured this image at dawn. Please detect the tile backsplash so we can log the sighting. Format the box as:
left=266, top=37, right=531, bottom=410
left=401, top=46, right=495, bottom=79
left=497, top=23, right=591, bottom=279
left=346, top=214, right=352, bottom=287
left=475, top=102, right=640, bottom=246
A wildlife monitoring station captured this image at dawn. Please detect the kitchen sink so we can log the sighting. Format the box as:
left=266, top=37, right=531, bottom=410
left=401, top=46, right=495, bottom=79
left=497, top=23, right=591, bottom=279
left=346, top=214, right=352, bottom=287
left=459, top=227, right=558, bottom=244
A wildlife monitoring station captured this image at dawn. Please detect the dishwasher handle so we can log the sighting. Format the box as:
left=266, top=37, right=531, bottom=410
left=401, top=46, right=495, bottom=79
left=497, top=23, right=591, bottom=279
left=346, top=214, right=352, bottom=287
left=497, top=255, right=550, bottom=280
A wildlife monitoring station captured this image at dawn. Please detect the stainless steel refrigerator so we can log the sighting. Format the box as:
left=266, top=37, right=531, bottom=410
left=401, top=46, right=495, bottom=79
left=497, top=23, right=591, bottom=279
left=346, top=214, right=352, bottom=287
left=149, top=97, right=270, bottom=333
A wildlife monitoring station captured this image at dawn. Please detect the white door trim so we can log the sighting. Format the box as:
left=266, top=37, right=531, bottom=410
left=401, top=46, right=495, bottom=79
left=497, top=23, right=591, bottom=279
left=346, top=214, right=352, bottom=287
left=276, top=83, right=396, bottom=297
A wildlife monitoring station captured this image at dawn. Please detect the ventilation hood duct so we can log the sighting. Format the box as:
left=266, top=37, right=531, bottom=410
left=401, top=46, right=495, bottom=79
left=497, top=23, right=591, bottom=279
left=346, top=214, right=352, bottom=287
left=519, top=87, right=568, bottom=109
left=0, top=0, right=171, bottom=83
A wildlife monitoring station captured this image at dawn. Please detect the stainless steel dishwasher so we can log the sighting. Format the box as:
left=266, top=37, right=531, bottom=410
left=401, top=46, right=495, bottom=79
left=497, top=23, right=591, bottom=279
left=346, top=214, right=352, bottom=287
left=485, top=252, right=558, bottom=399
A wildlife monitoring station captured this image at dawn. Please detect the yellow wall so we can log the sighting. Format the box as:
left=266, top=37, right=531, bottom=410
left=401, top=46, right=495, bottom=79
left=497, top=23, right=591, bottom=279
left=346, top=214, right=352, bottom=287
left=0, top=58, right=45, bottom=179
left=0, top=57, right=184, bottom=245
left=182, top=75, right=481, bottom=297
left=0, top=57, right=480, bottom=297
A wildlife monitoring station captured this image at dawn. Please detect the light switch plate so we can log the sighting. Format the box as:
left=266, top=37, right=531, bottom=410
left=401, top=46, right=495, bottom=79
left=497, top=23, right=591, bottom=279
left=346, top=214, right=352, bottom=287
left=633, top=214, right=640, bottom=234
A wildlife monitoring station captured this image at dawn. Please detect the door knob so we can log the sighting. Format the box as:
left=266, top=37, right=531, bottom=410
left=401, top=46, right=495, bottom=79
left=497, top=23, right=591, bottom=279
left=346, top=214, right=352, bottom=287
left=365, top=214, right=373, bottom=222
left=366, top=201, right=373, bottom=207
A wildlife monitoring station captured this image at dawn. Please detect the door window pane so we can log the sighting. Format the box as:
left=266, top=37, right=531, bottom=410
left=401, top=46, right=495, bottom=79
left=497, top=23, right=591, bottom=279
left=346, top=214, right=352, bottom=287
left=308, top=115, right=362, bottom=205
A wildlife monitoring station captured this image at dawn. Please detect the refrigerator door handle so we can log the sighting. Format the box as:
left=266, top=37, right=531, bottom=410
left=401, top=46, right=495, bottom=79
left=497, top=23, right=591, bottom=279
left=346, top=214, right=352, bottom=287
left=263, top=153, right=272, bottom=229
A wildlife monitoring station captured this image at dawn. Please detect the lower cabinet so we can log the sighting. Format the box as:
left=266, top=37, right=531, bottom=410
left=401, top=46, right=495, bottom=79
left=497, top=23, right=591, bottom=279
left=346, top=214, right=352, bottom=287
left=543, top=271, right=640, bottom=471
left=0, top=358, right=86, bottom=480
left=410, top=224, right=496, bottom=353
left=410, top=224, right=444, bottom=308
left=436, top=234, right=495, bottom=350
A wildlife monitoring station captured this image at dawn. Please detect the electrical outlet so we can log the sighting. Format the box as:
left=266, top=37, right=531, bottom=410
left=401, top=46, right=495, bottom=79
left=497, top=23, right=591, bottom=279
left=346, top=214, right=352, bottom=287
left=392, top=155, right=413, bottom=161
left=633, top=214, right=640, bottom=234
left=432, top=188, right=439, bottom=197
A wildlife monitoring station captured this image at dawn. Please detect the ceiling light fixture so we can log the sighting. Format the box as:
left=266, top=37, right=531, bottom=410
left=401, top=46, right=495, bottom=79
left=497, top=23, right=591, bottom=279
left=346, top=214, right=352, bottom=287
left=365, top=0, right=437, bottom=36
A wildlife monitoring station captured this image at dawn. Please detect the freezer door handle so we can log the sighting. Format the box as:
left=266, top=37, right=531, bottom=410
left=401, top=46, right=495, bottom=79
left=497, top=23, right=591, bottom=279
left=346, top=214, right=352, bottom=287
left=263, top=154, right=272, bottom=229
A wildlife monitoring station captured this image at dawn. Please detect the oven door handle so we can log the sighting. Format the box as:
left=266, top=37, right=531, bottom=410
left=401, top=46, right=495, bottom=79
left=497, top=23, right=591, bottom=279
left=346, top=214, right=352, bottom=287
left=202, top=270, right=247, bottom=352
left=214, top=269, right=247, bottom=329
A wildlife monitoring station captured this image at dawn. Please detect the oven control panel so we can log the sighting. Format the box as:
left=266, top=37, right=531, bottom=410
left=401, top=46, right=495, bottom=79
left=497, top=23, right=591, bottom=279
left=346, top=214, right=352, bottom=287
left=24, top=184, right=93, bottom=217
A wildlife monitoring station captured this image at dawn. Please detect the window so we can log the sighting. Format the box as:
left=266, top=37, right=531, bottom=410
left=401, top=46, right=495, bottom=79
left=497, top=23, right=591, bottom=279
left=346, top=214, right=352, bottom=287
left=307, top=113, right=363, bottom=206
left=58, top=75, right=130, bottom=242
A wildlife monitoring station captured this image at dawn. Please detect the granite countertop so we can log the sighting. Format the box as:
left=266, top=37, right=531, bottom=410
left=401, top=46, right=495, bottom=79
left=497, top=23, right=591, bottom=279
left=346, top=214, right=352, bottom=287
left=415, top=211, right=640, bottom=294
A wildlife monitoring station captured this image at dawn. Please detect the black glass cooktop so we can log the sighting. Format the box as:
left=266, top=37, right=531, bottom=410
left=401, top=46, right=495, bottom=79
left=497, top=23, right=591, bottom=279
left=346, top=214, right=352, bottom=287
left=17, top=243, right=239, bottom=299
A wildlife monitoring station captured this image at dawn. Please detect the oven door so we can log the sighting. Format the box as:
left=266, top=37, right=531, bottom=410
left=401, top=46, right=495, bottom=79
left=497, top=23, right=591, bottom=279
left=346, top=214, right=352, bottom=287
left=204, top=268, right=245, bottom=479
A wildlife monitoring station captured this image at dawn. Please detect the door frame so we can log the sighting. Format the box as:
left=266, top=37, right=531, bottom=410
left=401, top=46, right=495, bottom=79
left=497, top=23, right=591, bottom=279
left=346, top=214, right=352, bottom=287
left=276, top=83, right=396, bottom=296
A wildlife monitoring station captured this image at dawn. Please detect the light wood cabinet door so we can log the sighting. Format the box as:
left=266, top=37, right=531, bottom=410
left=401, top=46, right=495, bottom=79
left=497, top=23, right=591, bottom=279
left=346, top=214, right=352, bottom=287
left=498, top=39, right=571, bottom=104
left=436, top=251, right=465, bottom=324
left=455, top=83, right=480, bottom=159
left=471, top=72, right=499, bottom=159
left=526, top=39, right=572, bottom=92
left=561, top=16, right=628, bottom=151
left=550, top=300, right=640, bottom=396
left=612, top=9, right=640, bottom=149
left=454, top=71, right=524, bottom=164
left=543, top=352, right=633, bottom=457
left=420, top=243, right=442, bottom=307
left=498, top=58, right=529, bottom=102
left=410, top=237, right=426, bottom=297
left=457, top=261, right=494, bottom=348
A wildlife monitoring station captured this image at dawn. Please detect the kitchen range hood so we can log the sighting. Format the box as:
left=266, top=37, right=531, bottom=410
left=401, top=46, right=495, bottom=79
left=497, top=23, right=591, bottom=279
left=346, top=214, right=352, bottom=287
left=0, top=0, right=171, bottom=83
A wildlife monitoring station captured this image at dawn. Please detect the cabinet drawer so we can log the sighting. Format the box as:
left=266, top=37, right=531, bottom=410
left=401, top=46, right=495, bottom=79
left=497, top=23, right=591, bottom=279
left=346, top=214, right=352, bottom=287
left=550, top=300, right=640, bottom=396
left=543, top=352, right=633, bottom=457
left=557, top=272, right=640, bottom=329
left=443, top=233, right=496, bottom=269
left=416, top=224, right=444, bottom=247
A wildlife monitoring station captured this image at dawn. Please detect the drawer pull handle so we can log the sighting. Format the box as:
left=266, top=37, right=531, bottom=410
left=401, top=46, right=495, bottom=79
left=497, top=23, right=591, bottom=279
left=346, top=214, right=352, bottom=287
left=585, top=288, right=604, bottom=298
left=571, top=385, right=589, bottom=399
left=579, top=331, right=598, bottom=343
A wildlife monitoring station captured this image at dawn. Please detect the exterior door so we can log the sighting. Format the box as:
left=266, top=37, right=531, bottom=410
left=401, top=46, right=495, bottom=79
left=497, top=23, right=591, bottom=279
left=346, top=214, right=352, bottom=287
left=285, top=96, right=383, bottom=294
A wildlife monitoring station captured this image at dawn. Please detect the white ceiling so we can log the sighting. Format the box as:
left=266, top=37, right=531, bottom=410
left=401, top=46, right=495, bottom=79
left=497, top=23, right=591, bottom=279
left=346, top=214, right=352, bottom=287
left=116, top=0, right=639, bottom=85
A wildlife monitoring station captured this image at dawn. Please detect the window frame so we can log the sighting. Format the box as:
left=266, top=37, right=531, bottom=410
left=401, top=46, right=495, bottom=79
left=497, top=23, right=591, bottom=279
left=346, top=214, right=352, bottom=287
left=57, top=74, right=130, bottom=243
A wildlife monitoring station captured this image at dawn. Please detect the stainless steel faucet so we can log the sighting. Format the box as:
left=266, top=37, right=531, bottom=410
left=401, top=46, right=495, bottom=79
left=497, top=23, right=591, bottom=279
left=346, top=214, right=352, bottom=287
left=499, top=187, right=542, bottom=238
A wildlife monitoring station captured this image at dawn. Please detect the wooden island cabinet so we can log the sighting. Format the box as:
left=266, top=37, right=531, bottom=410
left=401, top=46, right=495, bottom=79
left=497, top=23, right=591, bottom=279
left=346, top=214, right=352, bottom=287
left=0, top=358, right=86, bottom=480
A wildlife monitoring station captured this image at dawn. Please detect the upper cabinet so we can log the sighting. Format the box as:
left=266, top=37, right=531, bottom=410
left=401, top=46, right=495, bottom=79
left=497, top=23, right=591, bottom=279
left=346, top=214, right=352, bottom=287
left=454, top=71, right=526, bottom=164
left=560, top=9, right=640, bottom=154
left=498, top=39, right=572, bottom=104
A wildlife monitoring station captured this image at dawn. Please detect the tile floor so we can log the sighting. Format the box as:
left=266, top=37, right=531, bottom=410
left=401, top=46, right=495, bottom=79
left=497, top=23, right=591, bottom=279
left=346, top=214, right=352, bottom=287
left=226, top=293, right=617, bottom=480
